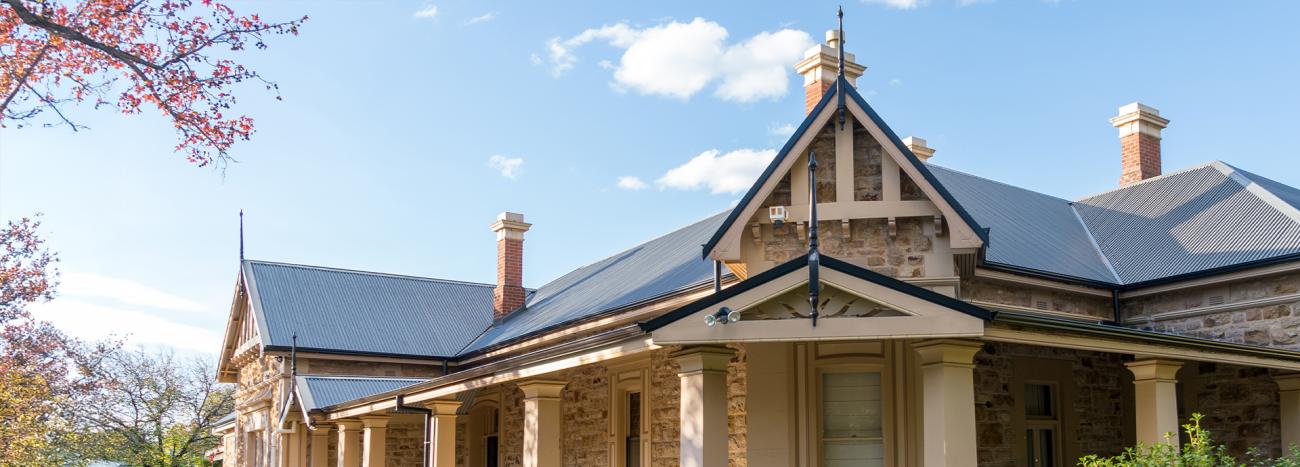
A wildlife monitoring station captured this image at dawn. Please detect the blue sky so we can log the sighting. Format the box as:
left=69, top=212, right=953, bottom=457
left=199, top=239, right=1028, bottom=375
left=2, top=0, right=1298, bottom=356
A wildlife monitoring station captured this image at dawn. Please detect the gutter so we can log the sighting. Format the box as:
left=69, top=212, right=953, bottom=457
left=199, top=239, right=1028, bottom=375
left=991, top=310, right=1300, bottom=363
left=315, top=324, right=647, bottom=414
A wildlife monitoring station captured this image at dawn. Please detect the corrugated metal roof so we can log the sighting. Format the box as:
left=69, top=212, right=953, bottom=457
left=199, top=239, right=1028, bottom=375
left=245, top=261, right=496, bottom=358
left=929, top=164, right=1119, bottom=284
left=296, top=376, right=427, bottom=411
left=1075, top=162, right=1300, bottom=284
left=458, top=212, right=727, bottom=354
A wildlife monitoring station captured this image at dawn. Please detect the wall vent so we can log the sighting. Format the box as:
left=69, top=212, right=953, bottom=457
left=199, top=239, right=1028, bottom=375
left=1206, top=295, right=1225, bottom=306
left=1035, top=300, right=1049, bottom=310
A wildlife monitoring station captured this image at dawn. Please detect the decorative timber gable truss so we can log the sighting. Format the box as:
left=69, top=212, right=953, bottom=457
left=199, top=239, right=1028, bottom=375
left=642, top=254, right=992, bottom=344
left=701, top=77, right=988, bottom=278
left=217, top=265, right=265, bottom=382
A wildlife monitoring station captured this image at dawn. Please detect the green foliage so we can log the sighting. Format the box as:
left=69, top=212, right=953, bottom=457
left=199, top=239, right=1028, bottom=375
left=1080, top=414, right=1300, bottom=467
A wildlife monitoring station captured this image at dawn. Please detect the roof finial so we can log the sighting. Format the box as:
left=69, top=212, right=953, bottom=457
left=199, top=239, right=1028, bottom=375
left=807, top=150, right=821, bottom=327
left=239, top=209, right=245, bottom=261
left=836, top=6, right=847, bottom=130
left=837, top=6, right=845, bottom=80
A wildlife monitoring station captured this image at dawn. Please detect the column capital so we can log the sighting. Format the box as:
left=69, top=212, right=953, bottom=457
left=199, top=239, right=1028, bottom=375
left=913, top=339, right=983, bottom=367
left=424, top=398, right=463, bottom=415
left=518, top=380, right=567, bottom=399
left=360, top=416, right=390, bottom=429
left=1125, top=359, right=1183, bottom=381
left=1277, top=373, right=1300, bottom=392
left=336, top=420, right=364, bottom=431
left=671, top=345, right=735, bottom=375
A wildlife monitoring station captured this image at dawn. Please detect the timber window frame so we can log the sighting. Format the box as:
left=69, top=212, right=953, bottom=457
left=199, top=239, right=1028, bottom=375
left=800, top=342, right=896, bottom=467
left=1010, top=358, right=1078, bottom=467
left=609, top=362, right=651, bottom=467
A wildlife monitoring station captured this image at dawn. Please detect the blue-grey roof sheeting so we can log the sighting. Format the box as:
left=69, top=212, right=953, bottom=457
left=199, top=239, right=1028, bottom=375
left=928, top=165, right=1119, bottom=284
left=297, top=376, right=427, bottom=411
left=459, top=212, right=727, bottom=354
left=245, top=261, right=496, bottom=358
left=1075, top=162, right=1300, bottom=285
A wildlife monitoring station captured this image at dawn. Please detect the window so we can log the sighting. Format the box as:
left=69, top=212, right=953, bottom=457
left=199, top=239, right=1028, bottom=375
left=1023, top=383, right=1060, bottom=467
left=821, top=371, right=884, bottom=467
left=626, top=392, right=642, bottom=467
left=483, top=408, right=499, bottom=467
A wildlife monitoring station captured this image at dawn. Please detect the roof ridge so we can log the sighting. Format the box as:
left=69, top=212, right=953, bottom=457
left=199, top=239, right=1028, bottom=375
left=1210, top=161, right=1300, bottom=226
left=1067, top=202, right=1122, bottom=283
left=244, top=259, right=500, bottom=289
left=926, top=163, right=1074, bottom=204
left=1074, top=161, right=1224, bottom=202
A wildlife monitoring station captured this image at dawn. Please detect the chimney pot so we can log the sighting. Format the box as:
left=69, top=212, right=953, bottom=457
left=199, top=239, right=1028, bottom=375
left=491, top=212, right=531, bottom=320
left=903, top=136, right=935, bottom=162
left=1110, top=102, right=1169, bottom=186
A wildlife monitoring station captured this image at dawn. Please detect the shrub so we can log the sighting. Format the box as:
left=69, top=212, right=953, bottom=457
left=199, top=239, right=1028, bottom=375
left=1079, top=414, right=1300, bottom=467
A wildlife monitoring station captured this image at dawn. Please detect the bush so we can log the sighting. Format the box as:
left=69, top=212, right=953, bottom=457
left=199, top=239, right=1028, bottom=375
left=1080, top=414, right=1300, bottom=467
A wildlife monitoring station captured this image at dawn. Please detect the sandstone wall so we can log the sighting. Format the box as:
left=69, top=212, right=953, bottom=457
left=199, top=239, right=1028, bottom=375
left=973, top=342, right=1130, bottom=466
left=963, top=277, right=1113, bottom=320
left=562, top=365, right=611, bottom=467
left=1180, top=362, right=1282, bottom=458
left=386, top=418, right=426, bottom=467
left=761, top=217, right=934, bottom=278
left=300, top=358, right=443, bottom=378
left=1124, top=271, right=1300, bottom=349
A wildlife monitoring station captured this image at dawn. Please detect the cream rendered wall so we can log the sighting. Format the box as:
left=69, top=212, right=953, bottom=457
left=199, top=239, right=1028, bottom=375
left=745, top=342, right=796, bottom=467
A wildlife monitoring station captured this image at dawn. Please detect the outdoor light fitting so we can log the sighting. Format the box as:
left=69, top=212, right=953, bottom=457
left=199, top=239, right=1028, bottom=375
left=704, top=307, right=741, bottom=327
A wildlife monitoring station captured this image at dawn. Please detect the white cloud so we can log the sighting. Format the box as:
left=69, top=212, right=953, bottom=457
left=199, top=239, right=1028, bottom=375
left=488, top=155, right=524, bottom=179
left=861, top=0, right=927, bottom=9
left=769, top=122, right=796, bottom=137
left=616, top=176, right=648, bottom=190
left=32, top=299, right=220, bottom=353
left=60, top=272, right=206, bottom=313
left=657, top=149, right=776, bottom=195
left=464, top=12, right=496, bottom=25
left=413, top=4, right=439, bottom=19
left=542, top=18, right=813, bottom=102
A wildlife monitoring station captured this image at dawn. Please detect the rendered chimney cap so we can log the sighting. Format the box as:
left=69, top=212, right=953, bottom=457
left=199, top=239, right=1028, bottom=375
left=497, top=211, right=525, bottom=223
left=903, top=136, right=936, bottom=162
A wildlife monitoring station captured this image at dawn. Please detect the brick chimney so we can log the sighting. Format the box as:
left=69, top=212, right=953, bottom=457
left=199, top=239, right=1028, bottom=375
left=491, top=212, right=531, bottom=320
left=1110, top=102, right=1170, bottom=186
left=794, top=30, right=866, bottom=114
left=903, top=136, right=935, bottom=162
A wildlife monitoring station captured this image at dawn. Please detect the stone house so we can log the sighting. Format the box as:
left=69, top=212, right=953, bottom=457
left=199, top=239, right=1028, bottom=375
left=212, top=29, right=1300, bottom=467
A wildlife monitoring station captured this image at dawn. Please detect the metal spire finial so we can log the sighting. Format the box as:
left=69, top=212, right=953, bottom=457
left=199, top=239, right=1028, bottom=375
left=808, top=151, right=821, bottom=327
left=290, top=332, right=298, bottom=377
left=836, top=5, right=847, bottom=130
left=239, top=209, right=245, bottom=261
left=837, top=6, right=845, bottom=80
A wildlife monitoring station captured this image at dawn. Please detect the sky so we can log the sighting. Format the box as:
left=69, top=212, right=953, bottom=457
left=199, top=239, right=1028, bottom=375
left=2, top=0, right=1299, bottom=358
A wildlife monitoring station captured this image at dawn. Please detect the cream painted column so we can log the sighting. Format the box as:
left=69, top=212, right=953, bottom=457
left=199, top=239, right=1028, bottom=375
left=914, top=339, right=982, bottom=467
left=1279, top=374, right=1300, bottom=451
left=518, top=380, right=566, bottom=467
left=336, top=420, right=363, bottom=467
left=673, top=346, right=735, bottom=467
left=360, top=416, right=390, bottom=467
left=310, top=425, right=333, bottom=467
left=1126, top=359, right=1183, bottom=446
left=279, top=425, right=306, bottom=467
left=426, top=399, right=463, bottom=467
